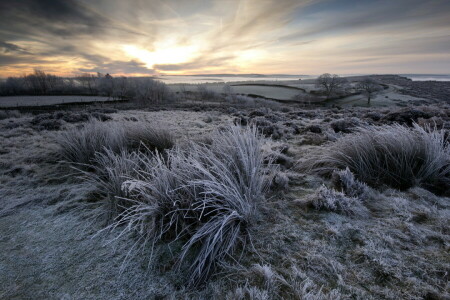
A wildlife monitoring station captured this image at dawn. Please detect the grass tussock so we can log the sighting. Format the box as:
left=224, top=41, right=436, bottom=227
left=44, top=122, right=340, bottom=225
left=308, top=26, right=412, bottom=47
left=57, top=119, right=175, bottom=165
left=110, top=125, right=276, bottom=287
left=82, top=149, right=143, bottom=221
left=126, top=123, right=175, bottom=152
left=58, top=119, right=126, bottom=165
left=310, top=124, right=450, bottom=193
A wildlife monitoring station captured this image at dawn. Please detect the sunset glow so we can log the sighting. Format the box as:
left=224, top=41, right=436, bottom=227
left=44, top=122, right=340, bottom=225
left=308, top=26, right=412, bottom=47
left=0, top=0, right=449, bottom=77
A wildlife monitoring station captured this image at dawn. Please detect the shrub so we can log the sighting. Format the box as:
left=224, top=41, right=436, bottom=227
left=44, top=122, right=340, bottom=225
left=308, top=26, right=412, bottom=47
left=330, top=118, right=360, bottom=133
left=34, top=119, right=62, bottom=131
left=114, top=125, right=277, bottom=286
left=310, top=124, right=450, bottom=193
left=331, top=168, right=369, bottom=199
left=197, top=84, right=218, bottom=101
left=0, top=110, right=21, bottom=120
left=311, top=185, right=361, bottom=216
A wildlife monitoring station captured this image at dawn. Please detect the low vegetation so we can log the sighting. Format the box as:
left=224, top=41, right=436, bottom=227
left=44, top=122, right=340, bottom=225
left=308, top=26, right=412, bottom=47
left=57, top=119, right=175, bottom=165
left=310, top=123, right=450, bottom=194
left=82, top=149, right=143, bottom=221
left=56, top=122, right=278, bottom=286
left=2, top=87, right=449, bottom=299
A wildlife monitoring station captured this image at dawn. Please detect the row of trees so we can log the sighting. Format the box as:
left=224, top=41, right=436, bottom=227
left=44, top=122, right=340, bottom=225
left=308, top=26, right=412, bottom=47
left=0, top=70, right=172, bottom=102
left=315, top=73, right=383, bottom=104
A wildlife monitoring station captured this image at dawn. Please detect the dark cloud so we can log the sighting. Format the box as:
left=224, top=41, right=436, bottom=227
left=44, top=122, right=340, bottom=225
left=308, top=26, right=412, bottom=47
left=0, top=42, right=29, bottom=54
left=79, top=60, right=156, bottom=75
left=280, top=0, right=450, bottom=43
left=0, top=54, right=47, bottom=66
left=0, top=0, right=111, bottom=38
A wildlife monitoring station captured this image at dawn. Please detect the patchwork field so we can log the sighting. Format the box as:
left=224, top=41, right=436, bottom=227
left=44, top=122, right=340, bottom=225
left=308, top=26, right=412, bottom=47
left=170, top=81, right=305, bottom=100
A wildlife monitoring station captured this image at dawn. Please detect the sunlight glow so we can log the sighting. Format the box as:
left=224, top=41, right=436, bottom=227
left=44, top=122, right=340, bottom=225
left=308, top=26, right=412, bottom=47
left=123, top=43, right=199, bottom=68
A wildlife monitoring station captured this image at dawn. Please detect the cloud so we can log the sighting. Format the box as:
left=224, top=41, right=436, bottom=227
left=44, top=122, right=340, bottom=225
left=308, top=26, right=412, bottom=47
left=279, top=0, right=450, bottom=43
left=154, top=55, right=236, bottom=71
left=0, top=41, right=30, bottom=54
left=0, top=54, right=50, bottom=66
left=79, top=60, right=156, bottom=75
left=0, top=0, right=449, bottom=76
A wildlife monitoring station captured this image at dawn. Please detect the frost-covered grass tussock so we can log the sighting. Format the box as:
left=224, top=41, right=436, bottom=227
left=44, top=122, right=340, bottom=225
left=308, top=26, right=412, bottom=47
left=57, top=119, right=126, bottom=165
left=91, top=125, right=277, bottom=286
left=310, top=124, right=450, bottom=193
left=81, top=149, right=143, bottom=221
left=57, top=119, right=175, bottom=165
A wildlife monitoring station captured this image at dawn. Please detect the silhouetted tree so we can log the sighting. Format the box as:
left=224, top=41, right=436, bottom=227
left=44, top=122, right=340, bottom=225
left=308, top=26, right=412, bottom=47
left=357, top=77, right=382, bottom=105
left=315, top=73, right=347, bottom=99
left=223, top=84, right=237, bottom=102
left=77, top=73, right=98, bottom=95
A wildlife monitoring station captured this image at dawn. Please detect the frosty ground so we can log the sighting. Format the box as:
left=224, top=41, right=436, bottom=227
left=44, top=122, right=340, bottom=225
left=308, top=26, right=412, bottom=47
left=0, top=97, right=448, bottom=300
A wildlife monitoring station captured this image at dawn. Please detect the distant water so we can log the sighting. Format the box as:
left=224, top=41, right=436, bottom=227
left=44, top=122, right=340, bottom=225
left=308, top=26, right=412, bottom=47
left=401, top=74, right=450, bottom=81
left=157, top=74, right=450, bottom=84
left=157, top=74, right=314, bottom=84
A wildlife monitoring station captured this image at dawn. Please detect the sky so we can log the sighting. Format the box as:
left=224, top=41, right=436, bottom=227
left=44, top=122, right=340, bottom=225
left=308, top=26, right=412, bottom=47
left=0, top=0, right=449, bottom=77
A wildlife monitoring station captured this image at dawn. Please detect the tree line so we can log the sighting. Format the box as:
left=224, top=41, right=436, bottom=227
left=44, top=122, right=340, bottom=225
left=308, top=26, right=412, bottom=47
left=0, top=69, right=173, bottom=102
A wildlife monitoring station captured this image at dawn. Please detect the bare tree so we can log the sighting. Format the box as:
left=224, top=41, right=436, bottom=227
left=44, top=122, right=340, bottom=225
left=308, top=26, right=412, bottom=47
left=113, top=76, right=129, bottom=100
left=33, top=69, right=48, bottom=94
left=197, top=84, right=216, bottom=102
left=98, top=73, right=115, bottom=98
left=4, top=77, right=24, bottom=95
left=315, top=73, right=347, bottom=99
left=179, top=84, right=188, bottom=101
left=223, top=84, right=237, bottom=102
left=134, top=78, right=170, bottom=104
left=77, top=73, right=97, bottom=95
left=357, top=77, right=382, bottom=105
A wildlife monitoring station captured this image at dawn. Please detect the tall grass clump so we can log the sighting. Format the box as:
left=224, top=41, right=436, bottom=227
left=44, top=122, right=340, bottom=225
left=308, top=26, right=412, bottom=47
left=311, top=124, right=450, bottom=193
left=125, top=123, right=175, bottom=152
left=114, top=125, right=277, bottom=287
left=58, top=119, right=126, bottom=165
left=57, top=119, right=175, bottom=165
left=82, top=149, right=144, bottom=221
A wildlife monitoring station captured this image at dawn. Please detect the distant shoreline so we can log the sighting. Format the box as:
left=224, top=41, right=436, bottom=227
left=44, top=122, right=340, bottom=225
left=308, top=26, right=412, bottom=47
left=1, top=74, right=450, bottom=83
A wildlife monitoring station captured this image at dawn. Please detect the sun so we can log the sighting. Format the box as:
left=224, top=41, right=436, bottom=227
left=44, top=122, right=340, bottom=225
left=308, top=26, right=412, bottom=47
left=123, top=42, right=198, bottom=70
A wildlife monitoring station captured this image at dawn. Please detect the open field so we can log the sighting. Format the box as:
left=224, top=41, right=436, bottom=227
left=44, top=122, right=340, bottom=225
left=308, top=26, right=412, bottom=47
left=0, top=94, right=449, bottom=299
left=0, top=96, right=116, bottom=108
left=170, top=82, right=302, bottom=100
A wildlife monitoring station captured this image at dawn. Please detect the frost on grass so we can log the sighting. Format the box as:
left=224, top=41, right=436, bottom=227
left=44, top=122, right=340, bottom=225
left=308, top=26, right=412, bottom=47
left=331, top=167, right=369, bottom=199
left=224, top=264, right=342, bottom=300
left=125, top=122, right=175, bottom=153
left=57, top=119, right=175, bottom=165
left=81, top=149, right=144, bottom=221
left=310, top=185, right=363, bottom=216
left=57, top=119, right=126, bottom=165
left=107, top=125, right=277, bottom=287
left=310, top=124, right=450, bottom=194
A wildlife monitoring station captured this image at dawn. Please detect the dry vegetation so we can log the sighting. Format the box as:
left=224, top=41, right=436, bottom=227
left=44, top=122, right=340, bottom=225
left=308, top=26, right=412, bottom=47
left=0, top=92, right=449, bottom=299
